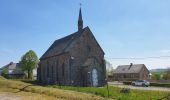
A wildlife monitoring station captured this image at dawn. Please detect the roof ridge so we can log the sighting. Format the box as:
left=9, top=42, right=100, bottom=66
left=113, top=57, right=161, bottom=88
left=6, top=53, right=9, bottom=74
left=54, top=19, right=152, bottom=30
left=118, top=64, right=144, bottom=66
left=40, top=27, right=89, bottom=60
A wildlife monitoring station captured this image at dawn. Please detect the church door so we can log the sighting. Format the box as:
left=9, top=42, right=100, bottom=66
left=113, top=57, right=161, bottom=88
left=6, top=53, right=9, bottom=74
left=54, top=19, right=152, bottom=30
left=92, top=69, right=98, bottom=86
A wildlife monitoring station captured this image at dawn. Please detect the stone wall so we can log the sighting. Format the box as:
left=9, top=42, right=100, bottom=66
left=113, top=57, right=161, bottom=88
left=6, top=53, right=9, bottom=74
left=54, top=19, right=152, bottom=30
left=38, top=53, right=71, bottom=85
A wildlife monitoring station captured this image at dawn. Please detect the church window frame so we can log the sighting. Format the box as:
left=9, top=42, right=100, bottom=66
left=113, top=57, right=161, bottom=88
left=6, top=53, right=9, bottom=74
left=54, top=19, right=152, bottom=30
left=47, top=62, right=50, bottom=78
left=62, top=63, right=65, bottom=77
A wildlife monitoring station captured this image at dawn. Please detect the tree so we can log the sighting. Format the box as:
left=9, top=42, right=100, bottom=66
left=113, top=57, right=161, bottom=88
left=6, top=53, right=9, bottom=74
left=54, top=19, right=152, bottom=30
left=1, top=68, right=9, bottom=78
left=151, top=73, right=161, bottom=80
left=164, top=68, right=170, bottom=80
left=105, top=60, right=114, bottom=76
left=20, top=50, right=39, bottom=79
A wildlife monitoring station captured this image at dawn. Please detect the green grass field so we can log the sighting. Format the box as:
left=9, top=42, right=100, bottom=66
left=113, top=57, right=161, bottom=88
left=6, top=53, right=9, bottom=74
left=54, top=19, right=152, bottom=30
left=0, top=77, right=105, bottom=100
left=1, top=76, right=170, bottom=100
left=47, top=84, right=170, bottom=100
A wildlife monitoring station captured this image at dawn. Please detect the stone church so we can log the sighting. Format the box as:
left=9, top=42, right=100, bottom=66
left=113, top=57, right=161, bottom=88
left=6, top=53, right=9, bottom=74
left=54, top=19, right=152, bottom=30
left=37, top=7, right=106, bottom=87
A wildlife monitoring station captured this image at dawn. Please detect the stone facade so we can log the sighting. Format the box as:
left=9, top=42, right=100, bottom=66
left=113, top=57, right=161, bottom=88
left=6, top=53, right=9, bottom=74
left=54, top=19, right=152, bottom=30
left=37, top=8, right=106, bottom=87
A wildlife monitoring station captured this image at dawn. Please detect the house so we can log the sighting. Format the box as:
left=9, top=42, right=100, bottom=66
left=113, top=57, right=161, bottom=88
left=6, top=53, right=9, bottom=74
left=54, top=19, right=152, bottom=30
left=0, top=62, right=24, bottom=78
left=113, top=63, right=150, bottom=81
left=37, top=7, right=106, bottom=87
left=0, top=62, right=37, bottom=79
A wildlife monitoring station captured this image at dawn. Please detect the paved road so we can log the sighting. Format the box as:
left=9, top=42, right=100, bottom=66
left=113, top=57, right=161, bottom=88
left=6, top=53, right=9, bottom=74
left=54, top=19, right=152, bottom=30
left=108, top=82, right=170, bottom=92
left=0, top=93, right=21, bottom=100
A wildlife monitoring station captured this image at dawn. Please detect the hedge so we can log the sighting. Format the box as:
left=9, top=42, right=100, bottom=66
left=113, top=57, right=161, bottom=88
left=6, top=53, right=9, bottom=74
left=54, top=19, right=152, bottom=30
left=150, top=82, right=170, bottom=88
left=123, top=81, right=170, bottom=88
left=123, top=81, right=132, bottom=85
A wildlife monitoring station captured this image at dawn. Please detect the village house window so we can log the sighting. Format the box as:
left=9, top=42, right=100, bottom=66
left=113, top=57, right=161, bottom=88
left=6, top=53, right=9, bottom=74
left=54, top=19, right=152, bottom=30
left=135, top=74, right=139, bottom=78
left=132, top=74, right=135, bottom=78
left=123, top=74, right=126, bottom=78
left=129, top=74, right=132, bottom=78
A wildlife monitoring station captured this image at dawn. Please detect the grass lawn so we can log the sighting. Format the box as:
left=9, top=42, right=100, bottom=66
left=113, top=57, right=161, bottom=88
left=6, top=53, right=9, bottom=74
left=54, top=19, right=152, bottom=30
left=0, top=89, right=57, bottom=100
left=47, top=84, right=170, bottom=100
left=1, top=77, right=170, bottom=100
left=0, top=77, right=105, bottom=100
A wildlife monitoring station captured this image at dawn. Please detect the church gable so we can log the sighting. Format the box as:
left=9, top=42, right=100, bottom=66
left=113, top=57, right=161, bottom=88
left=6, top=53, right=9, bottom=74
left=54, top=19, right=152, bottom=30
left=38, top=6, right=106, bottom=87
left=63, top=26, right=104, bottom=66
left=80, top=27, right=105, bottom=65
left=81, top=27, right=105, bottom=55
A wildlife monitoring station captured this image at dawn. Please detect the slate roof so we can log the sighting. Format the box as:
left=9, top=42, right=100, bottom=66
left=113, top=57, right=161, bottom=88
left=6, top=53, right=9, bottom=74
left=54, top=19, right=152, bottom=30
left=0, top=62, right=25, bottom=75
left=1, top=62, right=19, bottom=70
left=114, top=64, right=147, bottom=74
left=40, top=27, right=86, bottom=60
left=40, top=26, right=105, bottom=60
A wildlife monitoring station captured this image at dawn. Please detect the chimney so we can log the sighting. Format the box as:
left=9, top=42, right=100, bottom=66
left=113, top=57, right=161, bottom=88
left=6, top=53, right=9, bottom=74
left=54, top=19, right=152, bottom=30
left=9, top=62, right=13, bottom=65
left=128, top=63, right=133, bottom=70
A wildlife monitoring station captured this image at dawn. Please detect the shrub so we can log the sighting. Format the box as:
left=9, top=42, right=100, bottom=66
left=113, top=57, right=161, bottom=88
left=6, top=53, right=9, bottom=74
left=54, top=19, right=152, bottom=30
left=150, top=82, right=170, bottom=88
left=1, top=68, right=9, bottom=78
left=123, top=81, right=132, bottom=85
left=123, top=81, right=170, bottom=88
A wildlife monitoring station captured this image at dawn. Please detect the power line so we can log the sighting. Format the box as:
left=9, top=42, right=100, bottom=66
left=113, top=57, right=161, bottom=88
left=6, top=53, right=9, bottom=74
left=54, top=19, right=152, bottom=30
left=105, top=56, right=170, bottom=60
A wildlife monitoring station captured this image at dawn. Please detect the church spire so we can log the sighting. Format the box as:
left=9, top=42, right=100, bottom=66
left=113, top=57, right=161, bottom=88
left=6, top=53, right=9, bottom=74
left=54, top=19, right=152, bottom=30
left=78, top=4, right=83, bottom=31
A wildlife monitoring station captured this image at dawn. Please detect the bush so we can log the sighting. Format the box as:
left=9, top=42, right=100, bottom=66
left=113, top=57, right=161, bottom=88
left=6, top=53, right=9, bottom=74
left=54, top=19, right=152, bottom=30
left=123, top=81, right=170, bottom=88
left=1, top=68, right=9, bottom=78
left=150, top=82, right=170, bottom=88
left=123, top=81, right=132, bottom=85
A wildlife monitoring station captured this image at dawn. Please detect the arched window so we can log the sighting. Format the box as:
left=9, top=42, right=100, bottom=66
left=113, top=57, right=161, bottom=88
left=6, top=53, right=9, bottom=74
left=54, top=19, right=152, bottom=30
left=51, top=65, right=54, bottom=80
left=62, top=64, right=65, bottom=77
left=47, top=62, right=49, bottom=78
left=56, top=60, right=59, bottom=81
left=38, top=64, right=41, bottom=81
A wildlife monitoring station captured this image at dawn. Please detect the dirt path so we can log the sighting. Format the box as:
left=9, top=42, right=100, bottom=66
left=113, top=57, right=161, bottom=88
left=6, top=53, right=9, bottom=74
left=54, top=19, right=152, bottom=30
left=0, top=92, right=21, bottom=100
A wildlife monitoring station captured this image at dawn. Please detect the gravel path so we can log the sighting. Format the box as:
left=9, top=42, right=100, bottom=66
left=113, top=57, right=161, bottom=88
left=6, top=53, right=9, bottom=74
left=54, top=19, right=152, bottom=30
left=0, top=93, right=21, bottom=100
left=108, top=82, right=170, bottom=92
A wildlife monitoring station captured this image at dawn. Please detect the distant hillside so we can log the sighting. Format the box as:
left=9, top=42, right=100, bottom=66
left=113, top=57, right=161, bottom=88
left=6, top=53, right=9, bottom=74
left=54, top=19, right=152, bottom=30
left=150, top=68, right=167, bottom=73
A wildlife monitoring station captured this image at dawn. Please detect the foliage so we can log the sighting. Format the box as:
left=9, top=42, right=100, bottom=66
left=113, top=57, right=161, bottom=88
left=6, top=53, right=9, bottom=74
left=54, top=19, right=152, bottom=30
left=150, top=82, right=170, bottom=87
left=123, top=81, right=132, bottom=85
left=164, top=68, right=170, bottom=80
left=123, top=81, right=170, bottom=88
left=20, top=50, right=39, bottom=79
left=151, top=72, right=165, bottom=80
left=105, top=60, right=114, bottom=76
left=1, top=68, right=9, bottom=78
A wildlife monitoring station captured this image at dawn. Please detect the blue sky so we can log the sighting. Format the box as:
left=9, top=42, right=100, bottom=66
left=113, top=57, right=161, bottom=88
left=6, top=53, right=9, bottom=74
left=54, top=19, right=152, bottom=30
left=0, top=0, right=170, bottom=69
